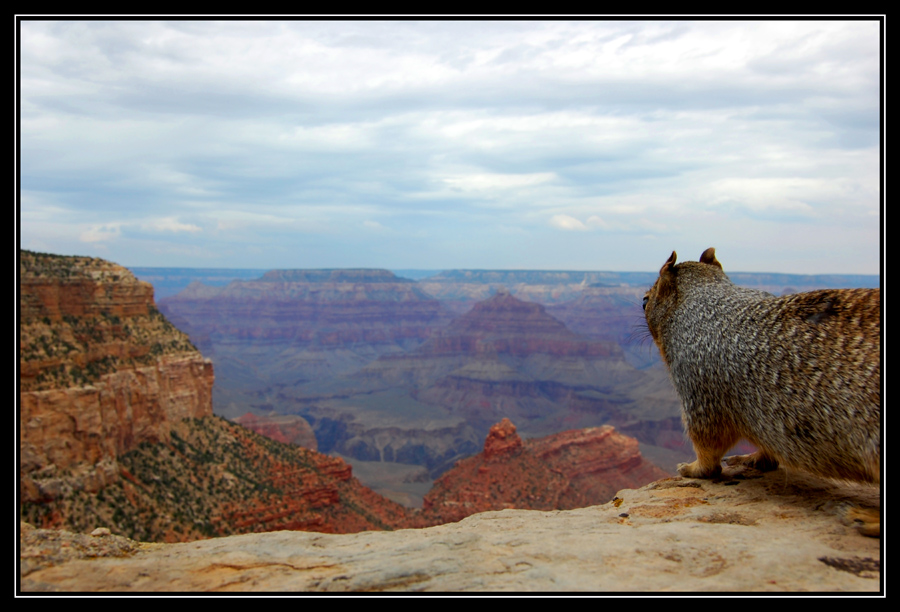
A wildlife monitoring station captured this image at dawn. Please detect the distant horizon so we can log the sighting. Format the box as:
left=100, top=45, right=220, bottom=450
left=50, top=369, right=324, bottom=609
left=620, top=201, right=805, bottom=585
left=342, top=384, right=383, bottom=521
left=126, top=263, right=881, bottom=277
left=125, top=263, right=881, bottom=283
left=19, top=246, right=882, bottom=280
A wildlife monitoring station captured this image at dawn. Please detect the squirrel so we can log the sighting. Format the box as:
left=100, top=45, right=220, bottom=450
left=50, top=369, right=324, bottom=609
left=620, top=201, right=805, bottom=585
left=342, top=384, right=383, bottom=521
left=642, top=248, right=881, bottom=536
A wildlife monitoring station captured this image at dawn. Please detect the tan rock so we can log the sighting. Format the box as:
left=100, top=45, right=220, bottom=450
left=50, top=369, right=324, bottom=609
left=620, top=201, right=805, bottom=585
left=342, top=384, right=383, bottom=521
left=19, top=469, right=881, bottom=592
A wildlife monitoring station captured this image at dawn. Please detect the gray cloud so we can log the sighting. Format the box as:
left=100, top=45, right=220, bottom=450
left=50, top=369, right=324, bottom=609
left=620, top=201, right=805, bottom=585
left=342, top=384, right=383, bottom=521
left=18, top=19, right=882, bottom=274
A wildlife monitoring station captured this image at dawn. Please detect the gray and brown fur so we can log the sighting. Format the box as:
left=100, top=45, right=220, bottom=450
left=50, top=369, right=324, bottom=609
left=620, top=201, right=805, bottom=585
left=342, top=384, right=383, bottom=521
left=643, top=248, right=880, bottom=535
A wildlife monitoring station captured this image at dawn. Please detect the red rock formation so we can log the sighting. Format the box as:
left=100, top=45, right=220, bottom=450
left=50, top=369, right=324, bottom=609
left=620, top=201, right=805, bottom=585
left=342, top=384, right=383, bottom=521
left=482, top=418, right=523, bottom=459
left=19, top=250, right=214, bottom=503
left=529, top=425, right=669, bottom=508
left=421, top=419, right=668, bottom=525
left=210, top=421, right=416, bottom=535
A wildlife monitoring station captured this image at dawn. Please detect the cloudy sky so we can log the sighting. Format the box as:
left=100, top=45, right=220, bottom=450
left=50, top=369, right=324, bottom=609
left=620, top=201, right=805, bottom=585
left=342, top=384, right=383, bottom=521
left=18, top=19, right=882, bottom=275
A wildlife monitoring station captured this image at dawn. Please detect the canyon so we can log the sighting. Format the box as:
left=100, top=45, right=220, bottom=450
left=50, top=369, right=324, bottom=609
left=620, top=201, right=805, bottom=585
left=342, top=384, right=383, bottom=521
left=18, top=250, right=675, bottom=544
left=158, top=273, right=692, bottom=495
left=18, top=252, right=881, bottom=592
left=152, top=263, right=878, bottom=502
left=18, top=252, right=420, bottom=540
left=157, top=268, right=454, bottom=419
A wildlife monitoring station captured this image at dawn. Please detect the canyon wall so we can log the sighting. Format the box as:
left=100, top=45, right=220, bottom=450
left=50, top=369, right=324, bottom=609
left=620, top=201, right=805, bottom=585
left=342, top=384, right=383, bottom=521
left=157, top=268, right=453, bottom=418
left=340, top=291, right=682, bottom=453
left=19, top=251, right=214, bottom=502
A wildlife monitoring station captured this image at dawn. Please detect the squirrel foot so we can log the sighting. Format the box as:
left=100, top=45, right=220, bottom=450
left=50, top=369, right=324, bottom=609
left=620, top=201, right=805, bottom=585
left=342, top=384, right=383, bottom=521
left=845, top=506, right=881, bottom=538
left=677, top=460, right=722, bottom=479
left=724, top=451, right=779, bottom=473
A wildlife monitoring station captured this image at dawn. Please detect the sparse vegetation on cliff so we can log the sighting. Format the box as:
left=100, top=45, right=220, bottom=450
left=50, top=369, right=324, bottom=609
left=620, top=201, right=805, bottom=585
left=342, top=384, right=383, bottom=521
left=20, top=416, right=420, bottom=542
left=19, top=250, right=197, bottom=391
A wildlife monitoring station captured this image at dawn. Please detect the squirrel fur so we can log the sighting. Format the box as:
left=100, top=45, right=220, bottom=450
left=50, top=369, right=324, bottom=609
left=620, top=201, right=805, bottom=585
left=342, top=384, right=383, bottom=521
left=643, top=248, right=881, bottom=536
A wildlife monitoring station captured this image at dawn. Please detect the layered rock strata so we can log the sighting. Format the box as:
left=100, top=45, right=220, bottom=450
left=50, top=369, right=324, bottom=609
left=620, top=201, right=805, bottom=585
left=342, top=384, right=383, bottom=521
left=159, top=269, right=451, bottom=358
left=157, top=268, right=453, bottom=417
left=19, top=250, right=214, bottom=502
left=356, top=291, right=668, bottom=432
left=284, top=290, right=685, bottom=474
left=417, top=269, right=659, bottom=313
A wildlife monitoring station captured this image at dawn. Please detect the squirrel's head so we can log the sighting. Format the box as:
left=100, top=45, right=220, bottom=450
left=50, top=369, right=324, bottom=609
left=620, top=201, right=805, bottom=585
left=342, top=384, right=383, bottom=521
left=642, top=247, right=725, bottom=361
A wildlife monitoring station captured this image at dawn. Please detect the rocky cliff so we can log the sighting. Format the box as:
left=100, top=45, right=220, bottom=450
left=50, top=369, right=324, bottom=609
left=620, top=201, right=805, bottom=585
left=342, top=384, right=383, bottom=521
left=19, top=250, right=215, bottom=503
left=19, top=467, right=881, bottom=592
left=422, top=419, right=668, bottom=524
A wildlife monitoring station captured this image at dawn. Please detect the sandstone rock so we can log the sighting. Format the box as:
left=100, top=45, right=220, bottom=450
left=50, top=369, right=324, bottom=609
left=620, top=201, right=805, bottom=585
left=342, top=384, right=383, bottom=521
left=529, top=424, right=670, bottom=507
left=19, top=251, right=215, bottom=502
left=19, top=469, right=881, bottom=592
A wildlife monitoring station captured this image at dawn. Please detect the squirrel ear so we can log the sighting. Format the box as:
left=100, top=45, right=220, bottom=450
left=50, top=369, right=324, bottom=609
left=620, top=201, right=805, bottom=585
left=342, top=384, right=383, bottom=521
left=699, top=247, right=722, bottom=269
left=659, top=251, right=677, bottom=277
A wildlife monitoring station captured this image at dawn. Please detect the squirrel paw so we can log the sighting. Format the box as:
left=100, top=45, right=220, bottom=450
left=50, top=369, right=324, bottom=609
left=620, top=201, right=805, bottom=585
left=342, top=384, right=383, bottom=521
left=844, top=506, right=881, bottom=538
left=677, top=460, right=722, bottom=479
left=724, top=451, right=779, bottom=473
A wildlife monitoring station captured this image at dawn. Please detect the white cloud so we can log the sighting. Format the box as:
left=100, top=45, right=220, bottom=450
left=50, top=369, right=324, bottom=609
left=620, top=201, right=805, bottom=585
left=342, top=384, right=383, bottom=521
left=549, top=214, right=587, bottom=231
left=442, top=172, right=557, bottom=193
left=79, top=223, right=122, bottom=243
left=141, top=217, right=202, bottom=234
left=550, top=214, right=610, bottom=232
left=549, top=214, right=613, bottom=232
left=362, top=219, right=387, bottom=231
left=704, top=176, right=865, bottom=216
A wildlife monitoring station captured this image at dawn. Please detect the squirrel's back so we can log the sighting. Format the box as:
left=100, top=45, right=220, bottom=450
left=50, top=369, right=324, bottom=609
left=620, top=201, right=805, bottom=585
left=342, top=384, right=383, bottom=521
left=643, top=248, right=880, bottom=485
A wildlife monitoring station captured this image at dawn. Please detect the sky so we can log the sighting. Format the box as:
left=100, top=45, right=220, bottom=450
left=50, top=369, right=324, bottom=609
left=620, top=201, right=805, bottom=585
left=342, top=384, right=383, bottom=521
left=18, top=19, right=883, bottom=275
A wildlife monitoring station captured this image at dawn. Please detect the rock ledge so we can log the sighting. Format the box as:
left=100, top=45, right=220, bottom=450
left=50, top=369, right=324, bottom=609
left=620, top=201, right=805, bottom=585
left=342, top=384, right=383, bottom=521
left=19, top=469, right=881, bottom=592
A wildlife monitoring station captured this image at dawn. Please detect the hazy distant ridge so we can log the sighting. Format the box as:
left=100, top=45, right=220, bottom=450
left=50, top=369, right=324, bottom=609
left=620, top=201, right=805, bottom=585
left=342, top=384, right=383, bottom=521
left=132, top=266, right=880, bottom=300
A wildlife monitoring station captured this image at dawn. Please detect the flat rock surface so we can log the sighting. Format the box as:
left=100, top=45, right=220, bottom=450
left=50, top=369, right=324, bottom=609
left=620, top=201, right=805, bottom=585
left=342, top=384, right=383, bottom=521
left=19, top=469, right=881, bottom=593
